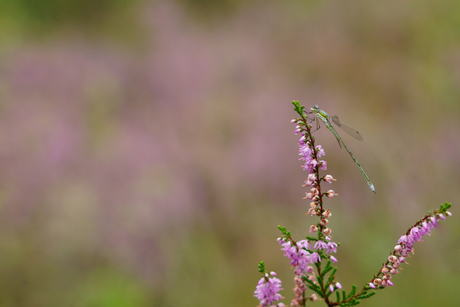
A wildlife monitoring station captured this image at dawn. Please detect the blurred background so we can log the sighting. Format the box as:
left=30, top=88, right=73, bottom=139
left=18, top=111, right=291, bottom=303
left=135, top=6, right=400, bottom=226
left=0, top=0, right=458, bottom=306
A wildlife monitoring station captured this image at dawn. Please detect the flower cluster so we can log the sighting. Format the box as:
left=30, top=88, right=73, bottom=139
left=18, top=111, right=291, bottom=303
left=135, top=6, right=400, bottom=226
left=296, top=133, right=327, bottom=174
left=369, top=208, right=452, bottom=289
left=293, top=115, right=337, bottom=227
left=275, top=233, right=341, bottom=306
left=254, top=272, right=285, bottom=307
left=278, top=239, right=318, bottom=276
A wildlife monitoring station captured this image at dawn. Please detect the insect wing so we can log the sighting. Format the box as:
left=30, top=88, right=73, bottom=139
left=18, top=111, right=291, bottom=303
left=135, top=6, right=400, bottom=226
left=330, top=116, right=363, bottom=141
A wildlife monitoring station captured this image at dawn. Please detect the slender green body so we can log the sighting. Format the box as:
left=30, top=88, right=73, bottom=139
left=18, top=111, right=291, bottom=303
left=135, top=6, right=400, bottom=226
left=310, top=105, right=375, bottom=193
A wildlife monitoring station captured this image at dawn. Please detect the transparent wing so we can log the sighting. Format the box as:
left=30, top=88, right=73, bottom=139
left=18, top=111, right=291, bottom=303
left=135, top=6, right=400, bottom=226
left=330, top=116, right=363, bottom=141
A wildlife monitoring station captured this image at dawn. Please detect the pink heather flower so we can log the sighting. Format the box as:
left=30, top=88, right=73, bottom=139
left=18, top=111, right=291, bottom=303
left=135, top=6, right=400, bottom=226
left=409, top=227, right=423, bottom=242
left=335, top=282, right=342, bottom=289
left=292, top=276, right=306, bottom=305
left=279, top=240, right=316, bottom=275
left=305, top=266, right=315, bottom=274
left=323, top=174, right=335, bottom=183
left=319, top=160, right=327, bottom=170
left=305, top=173, right=317, bottom=186
left=297, top=240, right=312, bottom=251
left=293, top=124, right=301, bottom=134
left=368, top=283, right=376, bottom=289
left=429, top=215, right=438, bottom=227
left=305, top=159, right=319, bottom=172
left=326, top=190, right=336, bottom=198
left=279, top=241, right=301, bottom=266
left=388, top=280, right=394, bottom=286
left=316, top=145, right=325, bottom=157
left=308, top=252, right=321, bottom=263
left=326, top=242, right=338, bottom=253
left=397, top=234, right=409, bottom=245
left=310, top=294, right=319, bottom=301
left=403, top=217, right=444, bottom=249
left=314, top=240, right=328, bottom=250
left=309, top=225, right=318, bottom=232
left=329, top=284, right=334, bottom=292
left=254, top=273, right=284, bottom=307
left=320, top=218, right=328, bottom=226
left=295, top=122, right=331, bottom=174
left=293, top=124, right=301, bottom=133
left=322, top=209, right=332, bottom=218
left=330, top=255, right=338, bottom=262
left=388, top=255, right=398, bottom=263
left=298, top=143, right=310, bottom=156
left=400, top=249, right=409, bottom=257
left=294, top=261, right=312, bottom=277
left=298, top=140, right=323, bottom=173
left=298, top=149, right=308, bottom=159
left=293, top=276, right=305, bottom=289
left=421, top=220, right=430, bottom=233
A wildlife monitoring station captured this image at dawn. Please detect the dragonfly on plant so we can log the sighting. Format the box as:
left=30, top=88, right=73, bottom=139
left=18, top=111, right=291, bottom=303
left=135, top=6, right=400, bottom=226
left=308, top=105, right=375, bottom=194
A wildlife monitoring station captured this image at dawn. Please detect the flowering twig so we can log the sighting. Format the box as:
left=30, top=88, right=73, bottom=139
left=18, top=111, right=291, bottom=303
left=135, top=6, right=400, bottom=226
left=253, top=101, right=452, bottom=307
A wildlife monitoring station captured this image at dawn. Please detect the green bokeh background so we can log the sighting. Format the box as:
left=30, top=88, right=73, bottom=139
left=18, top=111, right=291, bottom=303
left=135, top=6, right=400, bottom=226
left=0, top=0, right=458, bottom=306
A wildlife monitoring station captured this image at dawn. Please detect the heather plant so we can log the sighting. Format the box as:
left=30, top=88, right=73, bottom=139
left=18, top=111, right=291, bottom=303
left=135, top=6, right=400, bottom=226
left=254, top=101, right=452, bottom=307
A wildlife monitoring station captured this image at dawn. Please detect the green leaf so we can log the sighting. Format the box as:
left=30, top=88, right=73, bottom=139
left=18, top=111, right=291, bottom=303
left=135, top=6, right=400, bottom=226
left=327, top=268, right=338, bottom=284
left=306, top=283, right=323, bottom=296
left=441, top=202, right=452, bottom=210
left=277, top=225, right=290, bottom=236
left=321, top=264, right=333, bottom=278
left=257, top=261, right=265, bottom=273
left=316, top=274, right=323, bottom=285
left=357, top=291, right=376, bottom=299
left=346, top=284, right=357, bottom=299
left=292, top=100, right=304, bottom=116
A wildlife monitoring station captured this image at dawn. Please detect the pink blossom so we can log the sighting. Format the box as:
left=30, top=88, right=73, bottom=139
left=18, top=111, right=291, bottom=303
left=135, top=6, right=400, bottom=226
left=254, top=273, right=284, bottom=307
